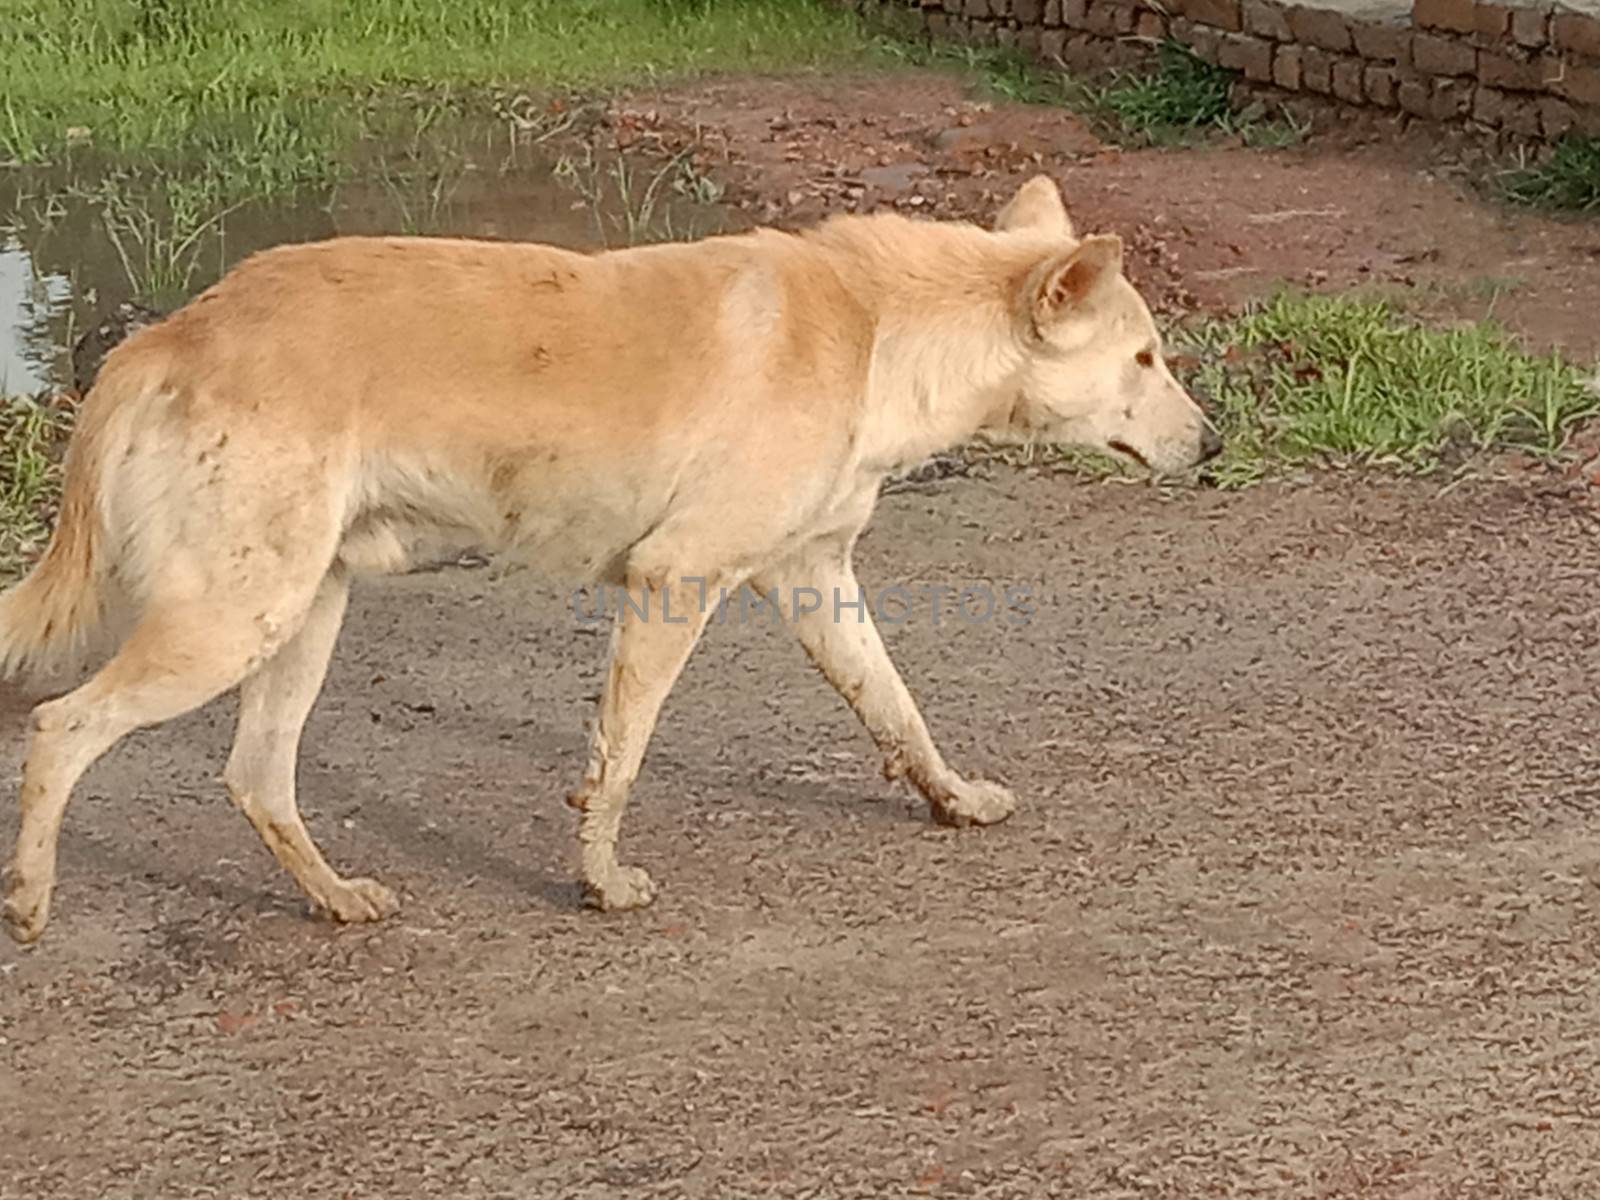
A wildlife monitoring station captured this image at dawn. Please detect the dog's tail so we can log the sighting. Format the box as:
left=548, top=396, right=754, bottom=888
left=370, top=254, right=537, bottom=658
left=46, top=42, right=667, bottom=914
left=0, top=356, right=150, bottom=684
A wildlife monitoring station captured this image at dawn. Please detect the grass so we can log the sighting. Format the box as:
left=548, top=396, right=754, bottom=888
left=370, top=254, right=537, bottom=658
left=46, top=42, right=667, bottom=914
left=73, top=171, right=248, bottom=306
left=0, top=0, right=878, bottom=200
left=1500, top=134, right=1600, bottom=215
left=1091, top=42, right=1307, bottom=149
left=1093, top=42, right=1232, bottom=140
left=1173, top=293, right=1600, bottom=488
left=552, top=143, right=731, bottom=248
left=0, top=395, right=72, bottom=582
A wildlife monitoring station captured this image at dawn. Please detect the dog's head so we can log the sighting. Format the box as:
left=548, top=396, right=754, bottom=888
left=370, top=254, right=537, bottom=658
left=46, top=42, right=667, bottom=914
left=984, top=175, right=1221, bottom=476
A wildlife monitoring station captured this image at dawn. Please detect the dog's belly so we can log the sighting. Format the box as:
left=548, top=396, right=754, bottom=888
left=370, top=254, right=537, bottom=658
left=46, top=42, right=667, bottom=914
left=340, top=450, right=662, bottom=586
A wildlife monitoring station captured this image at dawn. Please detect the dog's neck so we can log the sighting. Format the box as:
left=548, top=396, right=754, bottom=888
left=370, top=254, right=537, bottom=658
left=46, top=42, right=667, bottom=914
left=823, top=220, right=1030, bottom=476
left=856, top=313, right=1022, bottom=475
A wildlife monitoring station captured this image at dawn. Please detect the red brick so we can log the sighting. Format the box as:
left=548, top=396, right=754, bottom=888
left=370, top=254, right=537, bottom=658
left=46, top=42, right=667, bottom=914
left=1274, top=43, right=1303, bottom=89
left=1018, top=25, right=1044, bottom=52
left=1174, top=18, right=1224, bottom=60
left=1473, top=2, right=1511, bottom=40
left=1116, top=3, right=1140, bottom=33
left=1331, top=55, right=1366, bottom=103
left=1286, top=6, right=1353, bottom=52
left=1063, top=0, right=1089, bottom=27
left=1218, top=31, right=1276, bottom=80
left=1365, top=63, right=1400, bottom=105
left=1429, top=77, right=1475, bottom=119
left=1136, top=10, right=1166, bottom=38
left=1303, top=46, right=1334, bottom=92
left=1241, top=0, right=1290, bottom=40
left=1062, top=32, right=1103, bottom=69
left=1501, top=96, right=1543, bottom=136
left=1504, top=94, right=1542, bottom=134
left=1509, top=8, right=1546, bottom=48
left=1043, top=0, right=1065, bottom=23
left=1015, top=0, right=1045, bottom=21
left=1085, top=1, right=1120, bottom=35
left=1472, top=82, right=1509, bottom=124
left=1174, top=0, right=1241, bottom=32
left=1412, top=32, right=1476, bottom=75
left=1041, top=27, right=1069, bottom=58
left=1350, top=20, right=1409, bottom=62
left=1397, top=73, right=1433, bottom=115
left=1478, top=49, right=1556, bottom=92
left=1413, top=0, right=1475, bottom=34
left=1555, top=60, right=1600, bottom=107
left=1552, top=12, right=1600, bottom=60
left=1539, top=95, right=1576, bottom=136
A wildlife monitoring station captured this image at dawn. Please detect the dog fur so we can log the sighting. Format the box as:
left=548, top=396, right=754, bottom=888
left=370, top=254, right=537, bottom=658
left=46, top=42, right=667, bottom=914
left=0, top=174, right=1220, bottom=945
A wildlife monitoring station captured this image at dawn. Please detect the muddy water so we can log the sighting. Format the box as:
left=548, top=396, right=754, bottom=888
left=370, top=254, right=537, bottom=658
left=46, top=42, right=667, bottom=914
left=0, top=117, right=734, bottom=397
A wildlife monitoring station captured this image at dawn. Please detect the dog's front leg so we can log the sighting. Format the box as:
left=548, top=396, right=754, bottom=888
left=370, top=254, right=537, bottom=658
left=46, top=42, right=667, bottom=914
left=567, top=576, right=714, bottom=911
left=751, top=543, right=1015, bottom=828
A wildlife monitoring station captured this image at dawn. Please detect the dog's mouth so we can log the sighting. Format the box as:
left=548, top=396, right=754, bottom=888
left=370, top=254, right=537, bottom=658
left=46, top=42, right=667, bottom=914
left=1106, top=439, right=1151, bottom=470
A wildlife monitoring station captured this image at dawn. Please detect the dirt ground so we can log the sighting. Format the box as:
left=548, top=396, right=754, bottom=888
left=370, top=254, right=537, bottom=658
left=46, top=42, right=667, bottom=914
left=7, top=471, right=1600, bottom=1199
left=5, top=71, right=1600, bottom=1200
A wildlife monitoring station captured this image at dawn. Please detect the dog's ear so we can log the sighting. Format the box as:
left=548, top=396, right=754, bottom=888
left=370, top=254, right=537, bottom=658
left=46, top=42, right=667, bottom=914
left=1026, top=235, right=1123, bottom=328
left=995, top=174, right=1074, bottom=239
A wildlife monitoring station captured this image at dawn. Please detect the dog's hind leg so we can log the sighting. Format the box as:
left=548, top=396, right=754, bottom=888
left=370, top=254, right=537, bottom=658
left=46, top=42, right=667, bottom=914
left=751, top=536, right=1016, bottom=829
left=221, top=570, right=396, bottom=924
left=2, top=588, right=323, bottom=945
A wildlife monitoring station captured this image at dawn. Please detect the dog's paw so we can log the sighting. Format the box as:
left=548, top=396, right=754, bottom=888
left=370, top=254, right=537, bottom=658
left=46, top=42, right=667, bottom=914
left=320, top=877, right=400, bottom=924
left=931, top=779, right=1017, bottom=828
left=1, top=875, right=48, bottom=946
left=584, top=865, right=658, bottom=912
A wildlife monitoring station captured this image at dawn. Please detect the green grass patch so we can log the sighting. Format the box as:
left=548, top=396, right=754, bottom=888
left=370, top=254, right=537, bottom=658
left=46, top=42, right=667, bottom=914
left=878, top=36, right=1305, bottom=149
left=0, top=396, right=71, bottom=582
left=1090, top=42, right=1306, bottom=148
left=1500, top=134, right=1600, bottom=214
left=1093, top=42, right=1232, bottom=140
left=1, top=0, right=877, bottom=199
left=1173, top=293, right=1600, bottom=487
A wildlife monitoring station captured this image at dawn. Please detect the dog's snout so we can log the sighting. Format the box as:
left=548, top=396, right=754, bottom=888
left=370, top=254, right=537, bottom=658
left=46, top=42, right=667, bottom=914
left=1198, top=424, right=1224, bottom=463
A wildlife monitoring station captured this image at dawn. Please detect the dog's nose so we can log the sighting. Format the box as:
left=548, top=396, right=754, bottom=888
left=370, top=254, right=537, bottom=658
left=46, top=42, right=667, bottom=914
left=1198, top=424, right=1224, bottom=463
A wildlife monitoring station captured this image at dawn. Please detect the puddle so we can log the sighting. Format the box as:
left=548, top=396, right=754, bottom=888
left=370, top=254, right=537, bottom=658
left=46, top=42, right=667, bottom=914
left=0, top=237, right=70, bottom=395
left=0, top=115, right=738, bottom=397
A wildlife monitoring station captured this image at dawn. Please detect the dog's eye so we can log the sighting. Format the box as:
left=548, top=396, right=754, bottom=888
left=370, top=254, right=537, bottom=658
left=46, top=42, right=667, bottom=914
left=1135, top=350, right=1155, bottom=368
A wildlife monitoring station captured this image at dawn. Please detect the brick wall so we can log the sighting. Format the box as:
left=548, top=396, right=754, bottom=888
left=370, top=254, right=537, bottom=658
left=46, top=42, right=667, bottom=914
left=843, top=0, right=1600, bottom=142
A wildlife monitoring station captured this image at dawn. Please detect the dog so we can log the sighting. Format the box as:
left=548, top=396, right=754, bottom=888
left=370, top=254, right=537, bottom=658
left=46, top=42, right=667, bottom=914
left=0, top=174, right=1221, bottom=945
